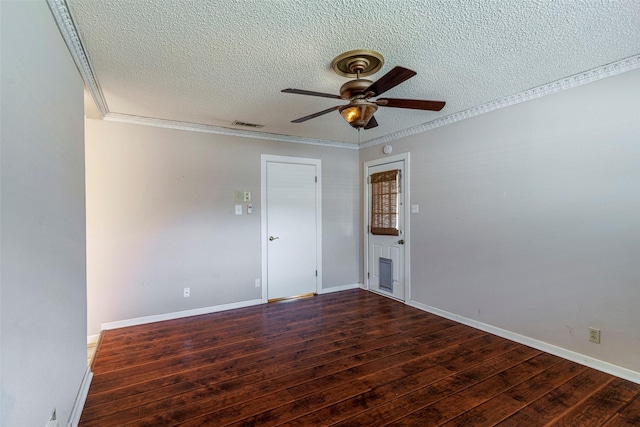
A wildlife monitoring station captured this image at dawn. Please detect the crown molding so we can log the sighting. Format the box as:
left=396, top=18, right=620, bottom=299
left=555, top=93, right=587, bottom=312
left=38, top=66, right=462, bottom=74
left=360, top=54, right=640, bottom=149
left=48, top=1, right=638, bottom=151
left=104, top=113, right=359, bottom=150
left=47, top=0, right=109, bottom=117
left=47, top=0, right=356, bottom=150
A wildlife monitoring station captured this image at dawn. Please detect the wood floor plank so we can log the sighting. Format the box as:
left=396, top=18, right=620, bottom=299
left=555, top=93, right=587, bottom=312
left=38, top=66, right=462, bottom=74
left=327, top=346, right=542, bottom=427
left=439, top=393, right=526, bottom=427
left=267, top=328, right=484, bottom=395
left=286, top=332, right=499, bottom=400
left=616, top=394, right=640, bottom=424
left=276, top=412, right=326, bottom=426
left=305, top=363, right=454, bottom=425
left=147, top=321, right=473, bottom=426
left=138, top=389, right=295, bottom=426
left=94, top=304, right=420, bottom=391
left=602, top=416, right=640, bottom=427
left=502, top=358, right=586, bottom=405
left=495, top=368, right=615, bottom=426
left=439, top=358, right=583, bottom=427
left=548, top=378, right=640, bottom=426
left=385, top=352, right=559, bottom=426
left=87, top=331, right=404, bottom=412
left=79, top=289, right=640, bottom=427
left=223, top=379, right=374, bottom=427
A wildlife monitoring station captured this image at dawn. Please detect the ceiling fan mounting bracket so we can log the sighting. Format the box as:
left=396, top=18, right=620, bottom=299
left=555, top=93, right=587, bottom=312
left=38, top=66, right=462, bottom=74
left=332, top=49, right=384, bottom=78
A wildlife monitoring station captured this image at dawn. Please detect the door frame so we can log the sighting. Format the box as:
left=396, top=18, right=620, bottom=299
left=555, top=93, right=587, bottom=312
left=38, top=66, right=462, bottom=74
left=363, top=152, right=411, bottom=303
left=261, top=154, right=322, bottom=303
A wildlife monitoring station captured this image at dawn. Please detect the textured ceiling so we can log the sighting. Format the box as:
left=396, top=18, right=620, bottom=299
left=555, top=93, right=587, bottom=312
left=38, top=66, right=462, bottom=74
left=65, top=0, right=640, bottom=146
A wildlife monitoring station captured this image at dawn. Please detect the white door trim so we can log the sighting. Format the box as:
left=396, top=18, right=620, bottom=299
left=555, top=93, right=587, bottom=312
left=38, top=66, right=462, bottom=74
left=363, top=152, right=411, bottom=303
left=261, top=154, right=322, bottom=303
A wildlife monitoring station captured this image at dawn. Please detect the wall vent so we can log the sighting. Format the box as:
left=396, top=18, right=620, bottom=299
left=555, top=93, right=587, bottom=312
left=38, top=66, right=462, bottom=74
left=232, top=120, right=264, bottom=128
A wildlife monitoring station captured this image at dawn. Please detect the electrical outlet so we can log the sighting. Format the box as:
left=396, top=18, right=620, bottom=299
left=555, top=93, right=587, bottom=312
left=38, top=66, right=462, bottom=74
left=255, top=278, right=261, bottom=288
left=183, top=287, right=190, bottom=298
left=589, top=327, right=601, bottom=344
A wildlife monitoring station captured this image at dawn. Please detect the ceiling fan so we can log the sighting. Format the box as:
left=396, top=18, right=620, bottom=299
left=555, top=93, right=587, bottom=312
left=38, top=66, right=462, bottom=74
left=282, top=50, right=446, bottom=130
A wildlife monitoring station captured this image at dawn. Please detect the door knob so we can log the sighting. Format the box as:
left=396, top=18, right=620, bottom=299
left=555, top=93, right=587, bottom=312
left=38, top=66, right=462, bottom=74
left=398, top=239, right=404, bottom=245
left=269, top=236, right=279, bottom=241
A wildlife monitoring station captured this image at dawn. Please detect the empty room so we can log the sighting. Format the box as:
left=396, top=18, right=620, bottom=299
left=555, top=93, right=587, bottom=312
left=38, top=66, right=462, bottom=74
left=1, top=1, right=640, bottom=426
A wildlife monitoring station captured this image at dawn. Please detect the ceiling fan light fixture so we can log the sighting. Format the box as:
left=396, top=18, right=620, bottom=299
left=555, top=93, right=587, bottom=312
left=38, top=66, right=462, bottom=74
left=339, top=100, right=378, bottom=129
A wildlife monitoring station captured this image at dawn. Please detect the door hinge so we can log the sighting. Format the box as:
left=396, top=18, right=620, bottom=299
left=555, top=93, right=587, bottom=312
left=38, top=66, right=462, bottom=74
left=315, top=176, right=317, bottom=183
left=367, top=272, right=370, bottom=278
left=367, top=176, right=371, bottom=184
left=315, top=270, right=318, bottom=277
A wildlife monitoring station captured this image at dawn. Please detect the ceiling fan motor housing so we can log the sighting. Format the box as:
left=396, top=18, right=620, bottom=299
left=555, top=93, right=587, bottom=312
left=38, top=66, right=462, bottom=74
left=339, top=79, right=374, bottom=99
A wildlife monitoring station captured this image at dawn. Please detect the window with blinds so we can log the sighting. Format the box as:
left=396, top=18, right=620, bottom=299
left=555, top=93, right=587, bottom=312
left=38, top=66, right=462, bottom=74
left=370, top=169, right=400, bottom=236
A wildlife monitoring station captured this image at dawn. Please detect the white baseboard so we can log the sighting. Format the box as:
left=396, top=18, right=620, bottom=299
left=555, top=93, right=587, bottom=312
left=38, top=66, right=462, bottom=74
left=99, top=287, right=367, bottom=332
left=66, top=366, right=93, bottom=427
left=101, top=298, right=264, bottom=331
left=319, top=283, right=361, bottom=294
left=87, top=334, right=100, bottom=345
left=407, top=299, right=640, bottom=385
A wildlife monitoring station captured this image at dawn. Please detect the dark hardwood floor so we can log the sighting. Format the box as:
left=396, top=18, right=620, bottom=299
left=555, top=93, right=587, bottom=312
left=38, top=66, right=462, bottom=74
left=80, top=289, right=640, bottom=426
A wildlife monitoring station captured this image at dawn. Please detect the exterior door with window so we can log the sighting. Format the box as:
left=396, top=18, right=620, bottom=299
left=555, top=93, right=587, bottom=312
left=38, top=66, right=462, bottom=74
left=367, top=159, right=406, bottom=301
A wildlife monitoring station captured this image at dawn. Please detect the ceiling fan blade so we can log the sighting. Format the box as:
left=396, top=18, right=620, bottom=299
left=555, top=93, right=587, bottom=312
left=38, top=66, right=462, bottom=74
left=364, top=66, right=417, bottom=96
left=364, top=115, right=378, bottom=130
left=377, top=98, right=446, bottom=111
left=282, top=88, right=343, bottom=99
left=291, top=105, right=341, bottom=123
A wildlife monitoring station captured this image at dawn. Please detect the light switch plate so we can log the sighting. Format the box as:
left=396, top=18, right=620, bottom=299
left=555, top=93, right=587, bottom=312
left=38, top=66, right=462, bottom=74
left=235, top=204, right=242, bottom=215
left=411, top=204, right=419, bottom=214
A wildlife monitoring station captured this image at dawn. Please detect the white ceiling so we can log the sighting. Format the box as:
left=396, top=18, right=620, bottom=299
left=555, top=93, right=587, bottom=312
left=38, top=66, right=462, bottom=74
left=62, top=0, right=640, bottom=147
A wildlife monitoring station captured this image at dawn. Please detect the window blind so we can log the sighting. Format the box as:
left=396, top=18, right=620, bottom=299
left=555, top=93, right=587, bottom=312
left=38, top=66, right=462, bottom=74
left=370, top=169, right=400, bottom=236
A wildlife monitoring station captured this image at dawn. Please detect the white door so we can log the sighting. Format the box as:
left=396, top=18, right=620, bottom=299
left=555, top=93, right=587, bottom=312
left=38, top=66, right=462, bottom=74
left=366, top=158, right=406, bottom=301
left=263, top=158, right=320, bottom=300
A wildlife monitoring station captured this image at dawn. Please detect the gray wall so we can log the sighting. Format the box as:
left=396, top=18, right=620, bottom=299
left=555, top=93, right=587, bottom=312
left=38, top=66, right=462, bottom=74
left=360, top=68, right=640, bottom=373
left=1, top=1, right=87, bottom=426
left=85, top=119, right=360, bottom=335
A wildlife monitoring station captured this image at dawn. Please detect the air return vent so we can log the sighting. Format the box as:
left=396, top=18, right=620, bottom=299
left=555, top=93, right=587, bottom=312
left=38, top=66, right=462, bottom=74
left=232, top=120, right=264, bottom=128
